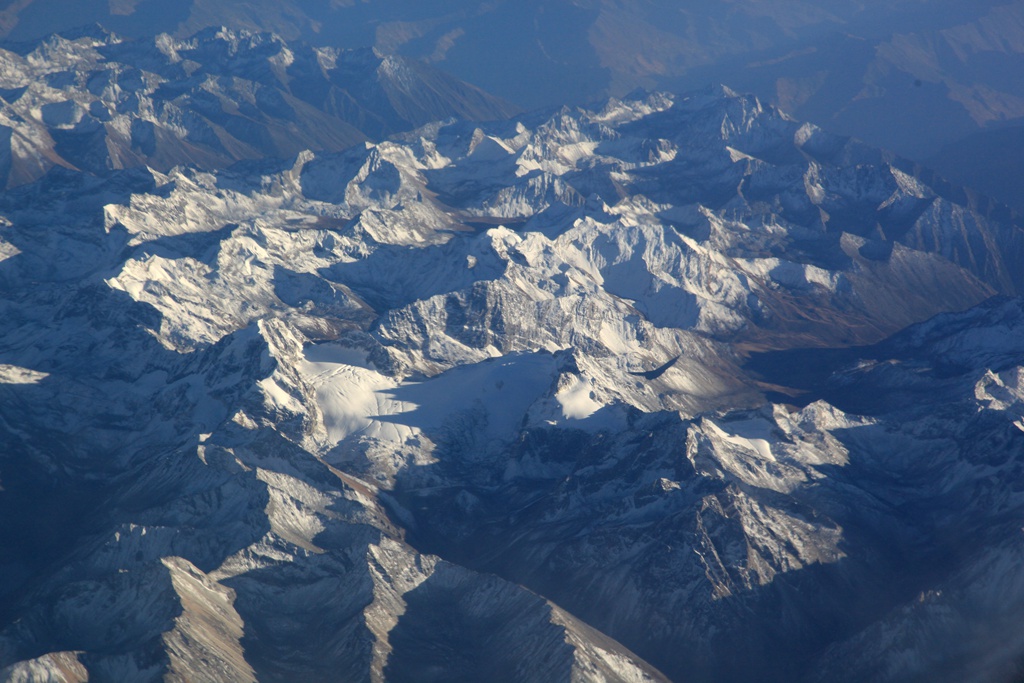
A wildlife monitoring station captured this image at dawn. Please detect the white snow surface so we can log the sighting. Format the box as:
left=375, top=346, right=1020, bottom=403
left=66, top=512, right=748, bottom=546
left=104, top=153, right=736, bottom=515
left=0, top=365, right=49, bottom=384
left=706, top=417, right=775, bottom=461
left=300, top=345, right=409, bottom=443
left=301, top=344, right=559, bottom=446
left=555, top=376, right=603, bottom=420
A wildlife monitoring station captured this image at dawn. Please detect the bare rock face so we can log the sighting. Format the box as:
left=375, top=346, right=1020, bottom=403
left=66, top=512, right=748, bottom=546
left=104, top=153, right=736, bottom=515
left=1, top=81, right=1024, bottom=682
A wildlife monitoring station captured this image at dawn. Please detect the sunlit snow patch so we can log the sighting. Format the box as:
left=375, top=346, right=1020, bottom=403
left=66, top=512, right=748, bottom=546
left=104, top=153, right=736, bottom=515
left=299, top=344, right=409, bottom=444
left=301, top=346, right=559, bottom=446
left=706, top=417, right=775, bottom=460
left=0, top=240, right=20, bottom=264
left=0, top=365, right=49, bottom=384
left=555, top=376, right=602, bottom=420
left=375, top=353, right=558, bottom=439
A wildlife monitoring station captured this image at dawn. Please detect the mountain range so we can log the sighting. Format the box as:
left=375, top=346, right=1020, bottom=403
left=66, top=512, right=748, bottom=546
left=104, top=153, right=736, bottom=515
left=1, top=25, right=1024, bottom=680
left=4, top=1, right=1024, bottom=171
left=0, top=24, right=516, bottom=188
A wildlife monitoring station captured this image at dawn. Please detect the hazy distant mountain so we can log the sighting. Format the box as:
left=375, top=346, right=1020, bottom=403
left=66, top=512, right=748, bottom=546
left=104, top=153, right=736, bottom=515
left=924, top=123, right=1024, bottom=213
left=0, top=24, right=517, bottom=186
left=3, top=1, right=1024, bottom=163
left=674, top=1, right=1024, bottom=161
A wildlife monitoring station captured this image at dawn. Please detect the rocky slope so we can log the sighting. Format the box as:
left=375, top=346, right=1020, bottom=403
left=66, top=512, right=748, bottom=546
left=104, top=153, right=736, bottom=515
left=1, top=86, right=1024, bottom=682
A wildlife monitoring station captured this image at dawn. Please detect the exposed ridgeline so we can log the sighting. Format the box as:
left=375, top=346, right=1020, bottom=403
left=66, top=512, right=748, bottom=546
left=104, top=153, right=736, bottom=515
left=1, top=88, right=1024, bottom=682
left=0, top=25, right=517, bottom=188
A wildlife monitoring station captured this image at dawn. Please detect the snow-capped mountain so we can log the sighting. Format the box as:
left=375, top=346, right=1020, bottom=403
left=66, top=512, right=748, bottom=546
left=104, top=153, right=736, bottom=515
left=0, top=26, right=516, bottom=188
left=7, top=1, right=1024, bottom=166
left=1, top=78, right=1024, bottom=682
